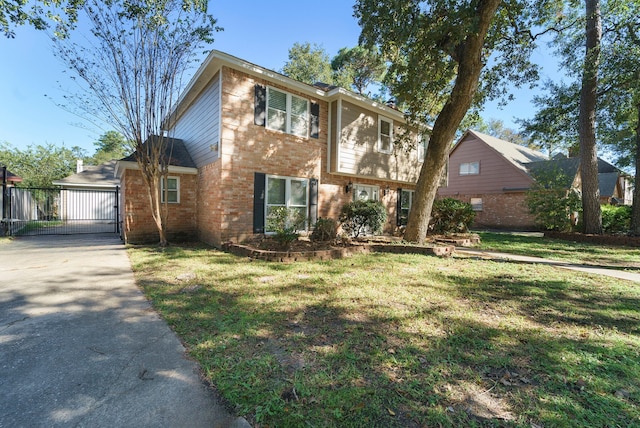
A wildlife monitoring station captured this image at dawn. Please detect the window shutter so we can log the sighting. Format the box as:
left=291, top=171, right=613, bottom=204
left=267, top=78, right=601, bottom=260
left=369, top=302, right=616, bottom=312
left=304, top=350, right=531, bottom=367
left=254, top=85, right=266, bottom=126
left=310, top=101, right=320, bottom=139
left=253, top=172, right=266, bottom=233
left=396, top=188, right=402, bottom=226
left=309, top=178, right=318, bottom=227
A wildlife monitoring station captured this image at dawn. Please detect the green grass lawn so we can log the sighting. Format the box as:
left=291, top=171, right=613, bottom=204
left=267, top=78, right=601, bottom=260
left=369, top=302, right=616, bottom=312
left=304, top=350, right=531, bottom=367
left=477, top=231, right=640, bottom=269
left=128, top=243, right=640, bottom=427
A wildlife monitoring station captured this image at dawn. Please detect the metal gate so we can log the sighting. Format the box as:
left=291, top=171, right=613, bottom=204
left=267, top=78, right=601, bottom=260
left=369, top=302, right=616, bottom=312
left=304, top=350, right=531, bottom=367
left=1, top=187, right=120, bottom=236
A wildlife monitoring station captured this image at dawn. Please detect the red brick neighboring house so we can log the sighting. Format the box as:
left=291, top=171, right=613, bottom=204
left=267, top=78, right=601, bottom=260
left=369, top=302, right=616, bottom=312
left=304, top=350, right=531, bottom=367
left=438, top=130, right=633, bottom=230
left=116, top=51, right=428, bottom=245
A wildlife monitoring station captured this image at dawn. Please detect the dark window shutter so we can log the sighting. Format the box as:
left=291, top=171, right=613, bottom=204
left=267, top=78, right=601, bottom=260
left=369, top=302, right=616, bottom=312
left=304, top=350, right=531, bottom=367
left=310, top=102, right=320, bottom=139
left=396, top=188, right=403, bottom=226
left=253, top=172, right=266, bottom=233
left=254, top=85, right=266, bottom=126
left=309, top=178, right=318, bottom=227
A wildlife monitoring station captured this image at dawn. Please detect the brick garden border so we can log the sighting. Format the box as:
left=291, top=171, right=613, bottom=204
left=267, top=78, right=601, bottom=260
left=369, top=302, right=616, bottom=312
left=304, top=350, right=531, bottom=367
left=222, top=242, right=455, bottom=263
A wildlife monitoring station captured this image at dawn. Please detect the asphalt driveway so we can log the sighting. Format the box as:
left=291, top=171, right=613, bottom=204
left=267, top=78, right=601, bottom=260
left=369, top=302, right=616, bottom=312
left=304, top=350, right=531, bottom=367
left=0, top=234, right=248, bottom=428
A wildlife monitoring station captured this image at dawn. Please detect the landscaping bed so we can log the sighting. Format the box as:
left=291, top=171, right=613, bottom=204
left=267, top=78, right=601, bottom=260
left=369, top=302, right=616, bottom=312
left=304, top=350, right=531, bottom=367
left=223, top=235, right=463, bottom=262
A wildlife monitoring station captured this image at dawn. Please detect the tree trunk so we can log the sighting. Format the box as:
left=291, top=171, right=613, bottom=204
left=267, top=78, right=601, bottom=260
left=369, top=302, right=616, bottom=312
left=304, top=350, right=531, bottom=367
left=630, top=103, right=640, bottom=236
left=578, top=0, right=602, bottom=234
left=404, top=0, right=502, bottom=242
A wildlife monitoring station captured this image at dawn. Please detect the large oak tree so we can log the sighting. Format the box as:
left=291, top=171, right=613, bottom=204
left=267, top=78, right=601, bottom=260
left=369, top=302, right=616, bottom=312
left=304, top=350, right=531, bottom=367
left=355, top=0, right=563, bottom=242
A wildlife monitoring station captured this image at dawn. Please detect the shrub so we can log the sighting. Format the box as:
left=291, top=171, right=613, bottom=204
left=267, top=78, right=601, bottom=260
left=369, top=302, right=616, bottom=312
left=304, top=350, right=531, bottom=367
left=266, top=207, right=306, bottom=249
left=429, top=198, right=476, bottom=234
left=526, top=166, right=582, bottom=231
left=339, top=200, right=387, bottom=237
left=310, top=218, right=338, bottom=242
left=601, top=204, right=632, bottom=234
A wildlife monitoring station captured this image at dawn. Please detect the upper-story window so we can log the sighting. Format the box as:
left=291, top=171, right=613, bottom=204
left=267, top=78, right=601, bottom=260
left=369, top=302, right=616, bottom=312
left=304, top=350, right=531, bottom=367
left=267, top=87, right=309, bottom=138
left=378, top=117, right=393, bottom=154
left=459, top=161, right=480, bottom=176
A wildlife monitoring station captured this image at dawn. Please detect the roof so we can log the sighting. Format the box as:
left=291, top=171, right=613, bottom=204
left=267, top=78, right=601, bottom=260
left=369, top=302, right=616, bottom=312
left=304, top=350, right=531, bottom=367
left=598, top=172, right=620, bottom=197
left=120, top=137, right=196, bottom=169
left=172, top=50, right=408, bottom=128
left=53, top=160, right=119, bottom=187
left=2, top=168, right=22, bottom=184
left=526, top=157, right=581, bottom=187
left=457, top=130, right=549, bottom=175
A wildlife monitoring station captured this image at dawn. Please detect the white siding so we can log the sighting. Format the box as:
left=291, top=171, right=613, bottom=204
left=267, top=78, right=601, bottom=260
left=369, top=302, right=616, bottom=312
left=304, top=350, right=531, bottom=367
left=171, top=72, right=221, bottom=168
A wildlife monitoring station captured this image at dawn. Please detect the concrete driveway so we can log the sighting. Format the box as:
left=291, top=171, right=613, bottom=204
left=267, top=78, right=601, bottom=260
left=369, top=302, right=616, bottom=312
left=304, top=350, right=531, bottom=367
left=0, top=234, right=248, bottom=428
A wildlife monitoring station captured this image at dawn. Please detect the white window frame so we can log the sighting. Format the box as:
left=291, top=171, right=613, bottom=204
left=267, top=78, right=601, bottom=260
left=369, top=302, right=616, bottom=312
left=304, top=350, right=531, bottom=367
left=417, top=135, right=428, bottom=162
left=399, top=189, right=414, bottom=226
left=265, top=175, right=309, bottom=233
left=470, top=197, right=483, bottom=211
left=377, top=116, right=393, bottom=154
left=353, top=184, right=380, bottom=202
left=266, top=87, right=310, bottom=138
left=459, top=161, right=480, bottom=176
left=161, top=176, right=180, bottom=204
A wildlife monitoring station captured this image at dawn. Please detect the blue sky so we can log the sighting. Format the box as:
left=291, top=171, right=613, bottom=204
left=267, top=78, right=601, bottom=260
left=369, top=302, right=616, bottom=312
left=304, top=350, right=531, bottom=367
left=0, top=1, right=562, bottom=154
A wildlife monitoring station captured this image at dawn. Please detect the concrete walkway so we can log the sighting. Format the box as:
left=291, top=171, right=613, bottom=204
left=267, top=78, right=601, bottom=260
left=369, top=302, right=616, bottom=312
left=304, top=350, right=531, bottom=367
left=0, top=234, right=249, bottom=428
left=455, top=248, right=640, bottom=283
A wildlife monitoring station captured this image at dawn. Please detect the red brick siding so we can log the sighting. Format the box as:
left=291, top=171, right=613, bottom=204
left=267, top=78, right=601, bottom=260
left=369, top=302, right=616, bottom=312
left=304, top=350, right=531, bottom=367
left=122, top=169, right=198, bottom=243
left=442, top=192, right=538, bottom=230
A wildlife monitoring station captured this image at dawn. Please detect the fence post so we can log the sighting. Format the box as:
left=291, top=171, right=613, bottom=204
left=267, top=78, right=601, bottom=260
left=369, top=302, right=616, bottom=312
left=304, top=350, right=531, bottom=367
left=1, top=166, right=7, bottom=236
left=115, top=185, right=120, bottom=235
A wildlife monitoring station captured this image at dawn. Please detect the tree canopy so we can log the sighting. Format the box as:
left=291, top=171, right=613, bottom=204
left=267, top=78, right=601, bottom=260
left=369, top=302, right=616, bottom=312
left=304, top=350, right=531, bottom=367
left=355, top=0, right=563, bottom=242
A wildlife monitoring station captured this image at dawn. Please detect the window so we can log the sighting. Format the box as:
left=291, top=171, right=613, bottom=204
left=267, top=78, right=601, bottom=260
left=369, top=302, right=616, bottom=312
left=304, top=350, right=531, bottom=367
left=265, top=175, right=309, bottom=232
left=470, top=198, right=483, bottom=211
left=399, top=189, right=414, bottom=226
left=417, top=135, right=428, bottom=162
left=378, top=117, right=393, bottom=153
left=459, top=161, right=480, bottom=176
left=161, top=177, right=179, bottom=203
left=353, top=184, right=379, bottom=202
left=267, top=87, right=309, bottom=137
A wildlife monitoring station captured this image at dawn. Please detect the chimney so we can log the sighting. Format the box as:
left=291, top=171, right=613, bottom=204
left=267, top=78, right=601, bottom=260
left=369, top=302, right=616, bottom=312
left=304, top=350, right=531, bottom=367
left=76, top=159, right=84, bottom=173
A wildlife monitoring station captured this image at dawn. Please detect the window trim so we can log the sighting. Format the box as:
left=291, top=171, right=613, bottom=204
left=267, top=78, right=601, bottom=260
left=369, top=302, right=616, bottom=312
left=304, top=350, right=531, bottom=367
left=377, top=116, right=393, bottom=154
left=161, top=176, right=180, bottom=204
left=470, top=197, right=483, bottom=211
left=264, top=175, right=310, bottom=233
left=459, top=161, right=480, bottom=176
left=353, top=184, right=380, bottom=202
left=417, top=135, right=428, bottom=162
left=399, top=189, right=414, bottom=226
left=266, top=86, right=310, bottom=138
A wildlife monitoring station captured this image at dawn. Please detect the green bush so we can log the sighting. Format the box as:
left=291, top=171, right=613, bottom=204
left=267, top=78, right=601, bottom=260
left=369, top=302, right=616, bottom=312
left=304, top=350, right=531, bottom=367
left=266, top=207, right=307, bottom=249
left=601, top=204, right=631, bottom=234
left=339, top=200, right=387, bottom=237
left=310, top=218, right=338, bottom=242
left=526, top=167, right=582, bottom=231
left=429, top=198, right=476, bottom=234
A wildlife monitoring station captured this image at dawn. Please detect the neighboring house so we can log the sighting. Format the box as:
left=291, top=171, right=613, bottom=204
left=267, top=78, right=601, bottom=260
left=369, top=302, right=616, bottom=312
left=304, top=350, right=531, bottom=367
left=438, top=130, right=634, bottom=230
left=52, top=160, right=120, bottom=222
left=2, top=168, right=23, bottom=186
left=116, top=50, right=427, bottom=245
left=437, top=130, right=548, bottom=229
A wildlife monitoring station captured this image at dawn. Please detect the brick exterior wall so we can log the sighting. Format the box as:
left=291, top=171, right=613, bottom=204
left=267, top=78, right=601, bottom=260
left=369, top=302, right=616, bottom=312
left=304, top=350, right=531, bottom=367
left=442, top=192, right=538, bottom=230
left=122, top=66, right=416, bottom=246
left=199, top=67, right=409, bottom=246
left=122, top=169, right=198, bottom=243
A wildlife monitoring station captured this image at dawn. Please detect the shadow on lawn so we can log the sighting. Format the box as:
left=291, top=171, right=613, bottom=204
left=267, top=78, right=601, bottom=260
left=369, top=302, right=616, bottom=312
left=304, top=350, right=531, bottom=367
left=133, top=247, right=640, bottom=427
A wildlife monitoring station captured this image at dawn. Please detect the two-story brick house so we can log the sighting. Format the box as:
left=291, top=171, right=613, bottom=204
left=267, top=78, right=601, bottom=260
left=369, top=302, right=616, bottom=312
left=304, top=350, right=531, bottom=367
left=117, top=51, right=427, bottom=245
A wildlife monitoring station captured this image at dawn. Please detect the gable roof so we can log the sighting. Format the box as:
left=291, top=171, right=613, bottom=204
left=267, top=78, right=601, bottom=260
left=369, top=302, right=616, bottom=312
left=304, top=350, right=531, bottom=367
left=454, top=130, right=548, bottom=175
left=120, top=137, right=196, bottom=169
left=53, top=160, right=119, bottom=188
left=172, top=50, right=407, bottom=127
left=598, top=172, right=620, bottom=198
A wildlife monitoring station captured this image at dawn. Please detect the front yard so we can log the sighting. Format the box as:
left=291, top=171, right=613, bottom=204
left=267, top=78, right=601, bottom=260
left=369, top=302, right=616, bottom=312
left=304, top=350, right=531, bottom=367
left=128, top=240, right=639, bottom=427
